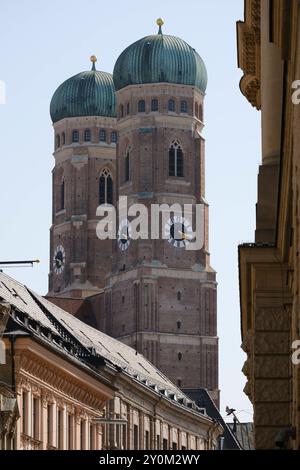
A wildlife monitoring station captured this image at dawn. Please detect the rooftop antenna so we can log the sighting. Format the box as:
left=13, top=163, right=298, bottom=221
left=0, top=260, right=40, bottom=272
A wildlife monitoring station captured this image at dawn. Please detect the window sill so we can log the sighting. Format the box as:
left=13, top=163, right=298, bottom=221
left=56, top=209, right=66, bottom=216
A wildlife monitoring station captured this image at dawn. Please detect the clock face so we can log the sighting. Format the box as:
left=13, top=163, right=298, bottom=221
left=53, top=245, right=66, bottom=274
left=165, top=216, right=193, bottom=248
left=117, top=219, right=132, bottom=251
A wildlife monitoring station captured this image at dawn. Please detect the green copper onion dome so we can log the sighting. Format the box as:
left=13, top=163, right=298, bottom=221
left=50, top=56, right=116, bottom=123
left=113, top=19, right=208, bottom=93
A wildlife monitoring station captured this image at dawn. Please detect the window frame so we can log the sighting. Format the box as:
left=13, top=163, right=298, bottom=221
left=99, top=129, right=106, bottom=142
left=151, top=98, right=158, bottom=112
left=99, top=169, right=113, bottom=205
left=138, top=100, right=146, bottom=113
left=84, top=129, right=91, bottom=142
left=168, top=99, right=175, bottom=112
left=72, top=130, right=79, bottom=143
left=168, top=141, right=184, bottom=178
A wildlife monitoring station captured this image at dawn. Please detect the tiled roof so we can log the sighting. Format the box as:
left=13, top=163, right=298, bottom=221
left=0, top=272, right=206, bottom=416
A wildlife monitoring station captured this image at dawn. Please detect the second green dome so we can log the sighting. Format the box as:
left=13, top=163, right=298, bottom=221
left=113, top=24, right=207, bottom=93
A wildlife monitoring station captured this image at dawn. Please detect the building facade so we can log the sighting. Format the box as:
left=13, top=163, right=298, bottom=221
left=0, top=272, right=222, bottom=450
left=237, top=0, right=300, bottom=450
left=47, top=20, right=219, bottom=406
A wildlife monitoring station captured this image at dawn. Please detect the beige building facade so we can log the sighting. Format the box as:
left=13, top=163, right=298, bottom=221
left=237, top=0, right=300, bottom=450
left=0, top=272, right=222, bottom=450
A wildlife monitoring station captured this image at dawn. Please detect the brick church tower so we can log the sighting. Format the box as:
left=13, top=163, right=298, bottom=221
left=48, top=22, right=219, bottom=404
left=100, top=20, right=219, bottom=402
left=48, top=57, right=117, bottom=298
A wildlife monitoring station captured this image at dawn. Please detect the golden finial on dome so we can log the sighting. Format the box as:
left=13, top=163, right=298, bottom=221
left=90, top=55, right=97, bottom=70
left=156, top=18, right=164, bottom=34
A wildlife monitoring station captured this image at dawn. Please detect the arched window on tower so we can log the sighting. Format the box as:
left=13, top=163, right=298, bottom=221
left=125, top=151, right=130, bottom=182
left=151, top=98, right=158, bottom=112
left=168, top=99, right=175, bottom=112
left=84, top=129, right=91, bottom=142
left=99, top=169, right=113, bottom=205
left=99, top=129, right=106, bottom=142
left=138, top=100, right=146, bottom=113
left=180, top=100, right=188, bottom=113
left=56, top=134, right=60, bottom=149
left=198, top=104, right=203, bottom=122
left=60, top=179, right=65, bottom=210
left=195, top=102, right=199, bottom=118
left=169, top=140, right=184, bottom=177
left=126, top=103, right=130, bottom=115
left=72, top=130, right=79, bottom=143
left=111, top=131, right=118, bottom=143
left=62, top=132, right=66, bottom=145
left=120, top=104, right=124, bottom=118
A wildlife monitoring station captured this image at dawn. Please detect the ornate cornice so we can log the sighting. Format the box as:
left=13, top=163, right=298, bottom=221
left=15, top=349, right=106, bottom=412
left=237, top=0, right=261, bottom=109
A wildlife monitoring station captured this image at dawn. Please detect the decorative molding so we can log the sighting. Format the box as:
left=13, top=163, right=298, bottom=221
left=237, top=0, right=261, bottom=109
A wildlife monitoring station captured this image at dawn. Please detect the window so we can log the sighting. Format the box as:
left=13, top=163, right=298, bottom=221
left=33, top=397, right=39, bottom=440
left=181, top=100, right=188, bottom=113
left=111, top=131, right=117, bottom=143
left=145, top=430, right=150, bottom=450
left=89, top=424, right=94, bottom=450
left=80, top=420, right=85, bottom=450
left=84, top=129, right=91, bottom=141
left=47, top=404, right=53, bottom=446
left=177, top=291, right=182, bottom=301
left=56, top=134, right=60, bottom=148
left=62, top=132, right=65, bottom=145
left=168, top=99, right=175, bottom=112
left=177, top=321, right=181, bottom=330
left=126, top=103, right=130, bottom=115
left=138, top=100, right=146, bottom=113
left=163, top=438, right=168, bottom=450
left=199, top=104, right=203, bottom=121
left=99, top=129, right=106, bottom=142
left=57, top=409, right=62, bottom=449
left=195, top=102, right=199, bottom=117
left=177, top=379, right=182, bottom=387
left=22, top=392, right=28, bottom=434
left=169, top=140, right=184, bottom=177
left=120, top=104, right=124, bottom=118
left=125, top=151, right=130, bottom=182
left=67, top=414, right=73, bottom=450
left=151, top=98, right=158, bottom=112
left=134, top=425, right=139, bottom=450
left=60, top=180, right=65, bottom=211
left=72, top=130, right=79, bottom=143
left=99, top=169, right=113, bottom=205
left=178, top=352, right=182, bottom=361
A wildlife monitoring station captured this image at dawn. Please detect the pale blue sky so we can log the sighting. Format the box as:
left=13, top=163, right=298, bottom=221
left=0, top=0, right=260, bottom=422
